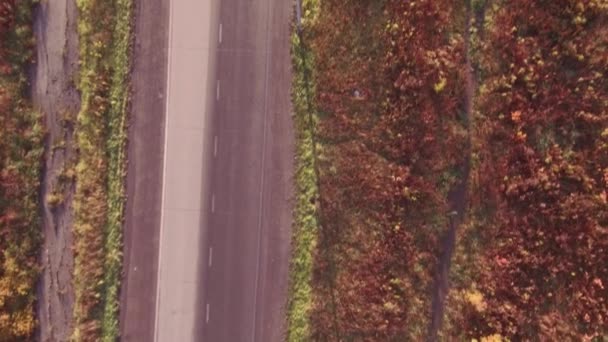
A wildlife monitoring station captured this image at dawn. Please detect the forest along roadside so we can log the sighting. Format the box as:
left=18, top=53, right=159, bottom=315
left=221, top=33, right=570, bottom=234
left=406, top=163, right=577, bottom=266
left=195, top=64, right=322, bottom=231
left=31, top=0, right=80, bottom=340
left=0, top=1, right=44, bottom=340
left=288, top=0, right=468, bottom=340
left=289, top=0, right=608, bottom=340
left=442, top=1, right=608, bottom=339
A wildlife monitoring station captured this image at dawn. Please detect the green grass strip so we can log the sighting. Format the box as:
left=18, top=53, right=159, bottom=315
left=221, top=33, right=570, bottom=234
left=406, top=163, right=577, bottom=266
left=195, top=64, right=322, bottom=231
left=101, top=0, right=132, bottom=340
left=286, top=0, right=320, bottom=340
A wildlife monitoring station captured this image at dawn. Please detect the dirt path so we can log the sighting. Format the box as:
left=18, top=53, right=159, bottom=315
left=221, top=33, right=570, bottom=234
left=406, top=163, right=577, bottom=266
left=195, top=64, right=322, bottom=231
left=31, top=1, right=80, bottom=341
left=428, top=2, right=476, bottom=340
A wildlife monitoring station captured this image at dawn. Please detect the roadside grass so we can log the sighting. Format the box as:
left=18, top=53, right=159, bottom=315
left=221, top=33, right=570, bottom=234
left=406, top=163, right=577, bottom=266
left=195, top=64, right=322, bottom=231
left=72, top=0, right=132, bottom=340
left=286, top=0, right=320, bottom=340
left=101, top=0, right=131, bottom=338
left=0, top=0, right=44, bottom=339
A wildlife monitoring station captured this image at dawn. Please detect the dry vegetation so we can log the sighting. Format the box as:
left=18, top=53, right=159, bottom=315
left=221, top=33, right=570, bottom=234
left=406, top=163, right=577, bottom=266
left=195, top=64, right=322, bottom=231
left=71, top=0, right=131, bottom=340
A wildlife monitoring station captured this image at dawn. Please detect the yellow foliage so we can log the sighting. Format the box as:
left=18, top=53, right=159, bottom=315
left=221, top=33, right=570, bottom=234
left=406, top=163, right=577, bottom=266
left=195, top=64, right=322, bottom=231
left=472, top=334, right=508, bottom=342
left=465, top=288, right=487, bottom=312
left=481, top=334, right=507, bottom=342
left=434, top=76, right=447, bottom=93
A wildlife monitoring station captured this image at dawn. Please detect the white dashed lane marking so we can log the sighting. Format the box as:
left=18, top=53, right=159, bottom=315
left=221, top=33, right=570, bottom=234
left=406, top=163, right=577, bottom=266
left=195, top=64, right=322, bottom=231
left=208, top=247, right=213, bottom=267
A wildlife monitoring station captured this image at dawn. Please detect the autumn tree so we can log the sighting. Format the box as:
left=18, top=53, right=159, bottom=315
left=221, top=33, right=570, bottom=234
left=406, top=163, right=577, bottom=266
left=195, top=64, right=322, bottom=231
left=460, top=0, right=608, bottom=338
left=0, top=0, right=43, bottom=340
left=307, top=0, right=467, bottom=339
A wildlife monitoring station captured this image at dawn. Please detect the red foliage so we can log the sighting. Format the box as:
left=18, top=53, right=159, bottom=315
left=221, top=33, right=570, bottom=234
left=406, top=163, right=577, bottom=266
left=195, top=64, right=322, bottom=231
left=0, top=1, right=16, bottom=33
left=0, top=0, right=42, bottom=339
left=373, top=0, right=467, bottom=176
left=305, top=0, right=607, bottom=339
left=466, top=0, right=608, bottom=338
left=308, top=0, right=465, bottom=339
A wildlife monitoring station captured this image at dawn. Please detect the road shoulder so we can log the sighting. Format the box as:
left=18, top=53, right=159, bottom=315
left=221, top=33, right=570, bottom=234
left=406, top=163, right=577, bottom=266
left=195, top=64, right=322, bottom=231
left=119, top=0, right=169, bottom=340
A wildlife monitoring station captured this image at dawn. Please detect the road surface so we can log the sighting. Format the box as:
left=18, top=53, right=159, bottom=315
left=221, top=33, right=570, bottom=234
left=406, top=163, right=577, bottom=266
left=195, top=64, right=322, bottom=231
left=120, top=0, right=294, bottom=340
left=197, top=0, right=294, bottom=338
left=120, top=0, right=169, bottom=341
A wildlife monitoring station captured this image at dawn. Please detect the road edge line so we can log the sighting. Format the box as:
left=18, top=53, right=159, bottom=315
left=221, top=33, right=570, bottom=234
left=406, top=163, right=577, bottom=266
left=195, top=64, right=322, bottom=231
left=153, top=0, right=174, bottom=339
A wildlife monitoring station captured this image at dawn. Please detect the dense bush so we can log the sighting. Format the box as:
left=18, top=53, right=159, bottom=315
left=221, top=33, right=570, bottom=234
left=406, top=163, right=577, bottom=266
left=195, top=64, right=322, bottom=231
left=305, top=0, right=466, bottom=339
left=0, top=0, right=43, bottom=340
left=293, top=0, right=608, bottom=340
left=459, top=0, right=608, bottom=339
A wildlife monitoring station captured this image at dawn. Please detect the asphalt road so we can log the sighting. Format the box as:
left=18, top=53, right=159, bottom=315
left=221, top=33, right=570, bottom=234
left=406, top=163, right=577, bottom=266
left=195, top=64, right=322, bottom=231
left=120, top=0, right=169, bottom=341
left=149, top=0, right=294, bottom=341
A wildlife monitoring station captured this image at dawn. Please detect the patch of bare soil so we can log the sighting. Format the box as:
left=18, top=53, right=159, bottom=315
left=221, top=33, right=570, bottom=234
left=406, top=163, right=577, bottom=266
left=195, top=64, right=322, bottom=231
left=31, top=0, right=80, bottom=341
